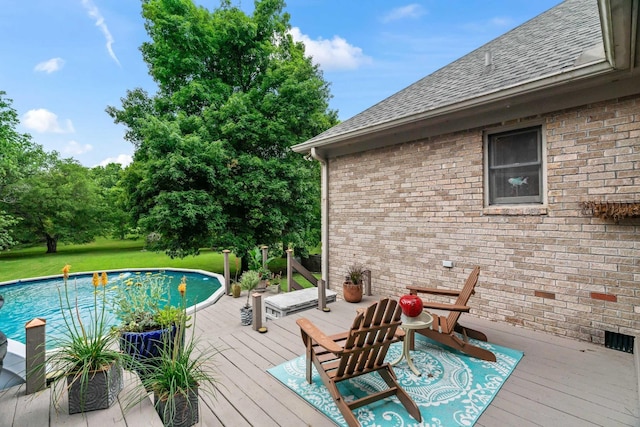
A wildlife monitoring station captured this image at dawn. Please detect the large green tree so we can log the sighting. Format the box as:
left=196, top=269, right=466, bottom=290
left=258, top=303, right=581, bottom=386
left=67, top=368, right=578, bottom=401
left=90, top=163, right=134, bottom=240
left=0, top=91, right=50, bottom=250
left=108, top=0, right=337, bottom=261
left=10, top=159, right=107, bottom=253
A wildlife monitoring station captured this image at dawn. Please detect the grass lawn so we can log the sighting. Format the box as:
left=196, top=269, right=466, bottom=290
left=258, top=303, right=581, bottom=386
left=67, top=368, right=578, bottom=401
left=0, top=238, right=311, bottom=287
left=0, top=238, right=238, bottom=282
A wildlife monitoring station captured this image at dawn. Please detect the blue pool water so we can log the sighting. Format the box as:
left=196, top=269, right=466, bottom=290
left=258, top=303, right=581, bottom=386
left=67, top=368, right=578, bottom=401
left=0, top=269, right=223, bottom=349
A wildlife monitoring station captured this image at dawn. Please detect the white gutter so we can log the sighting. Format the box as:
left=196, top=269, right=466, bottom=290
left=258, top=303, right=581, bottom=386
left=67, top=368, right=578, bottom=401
left=598, top=0, right=616, bottom=66
left=599, top=0, right=639, bottom=70
left=631, top=0, right=639, bottom=70
left=310, top=147, right=329, bottom=289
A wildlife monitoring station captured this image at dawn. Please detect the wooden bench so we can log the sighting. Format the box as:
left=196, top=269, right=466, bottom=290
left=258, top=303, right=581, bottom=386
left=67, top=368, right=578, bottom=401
left=265, top=287, right=337, bottom=319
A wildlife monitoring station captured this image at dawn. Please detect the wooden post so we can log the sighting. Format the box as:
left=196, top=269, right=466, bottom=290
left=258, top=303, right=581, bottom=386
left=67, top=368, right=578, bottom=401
left=286, top=249, right=293, bottom=293
left=223, top=250, right=231, bottom=295
left=252, top=292, right=263, bottom=331
left=25, top=318, right=46, bottom=394
left=261, top=245, right=269, bottom=269
left=317, top=279, right=327, bottom=311
left=364, top=270, right=372, bottom=296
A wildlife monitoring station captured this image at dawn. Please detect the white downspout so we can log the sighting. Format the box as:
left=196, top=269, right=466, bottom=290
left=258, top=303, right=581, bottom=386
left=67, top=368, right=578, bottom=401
left=310, top=147, right=329, bottom=288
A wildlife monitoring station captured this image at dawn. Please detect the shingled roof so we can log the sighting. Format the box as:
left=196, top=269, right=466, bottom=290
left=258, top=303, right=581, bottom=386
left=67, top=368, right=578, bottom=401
left=294, top=0, right=610, bottom=152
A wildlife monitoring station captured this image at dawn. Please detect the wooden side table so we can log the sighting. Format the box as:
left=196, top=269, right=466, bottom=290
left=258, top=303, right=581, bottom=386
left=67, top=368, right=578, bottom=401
left=390, top=312, right=433, bottom=376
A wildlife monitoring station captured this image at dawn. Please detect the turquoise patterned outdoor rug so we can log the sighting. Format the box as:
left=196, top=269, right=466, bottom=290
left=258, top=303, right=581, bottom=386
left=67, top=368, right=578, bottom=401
left=268, top=335, right=523, bottom=427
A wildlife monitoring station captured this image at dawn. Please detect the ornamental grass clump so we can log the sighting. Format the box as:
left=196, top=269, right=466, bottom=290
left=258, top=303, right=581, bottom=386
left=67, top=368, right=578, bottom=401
left=48, top=265, right=126, bottom=413
left=134, top=276, right=218, bottom=427
left=346, top=263, right=366, bottom=285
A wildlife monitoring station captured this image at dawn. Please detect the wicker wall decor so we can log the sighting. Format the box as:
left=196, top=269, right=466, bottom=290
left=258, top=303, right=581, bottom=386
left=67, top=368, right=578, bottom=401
left=579, top=201, right=640, bottom=221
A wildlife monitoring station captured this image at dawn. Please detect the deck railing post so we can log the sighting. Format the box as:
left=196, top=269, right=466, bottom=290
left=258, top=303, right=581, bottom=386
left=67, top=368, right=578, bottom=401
left=25, top=318, right=46, bottom=394
left=317, top=279, right=326, bottom=311
left=286, top=249, right=293, bottom=292
left=364, top=270, right=372, bottom=296
left=261, top=245, right=269, bottom=269
left=223, top=250, right=231, bottom=295
left=252, top=292, right=263, bottom=331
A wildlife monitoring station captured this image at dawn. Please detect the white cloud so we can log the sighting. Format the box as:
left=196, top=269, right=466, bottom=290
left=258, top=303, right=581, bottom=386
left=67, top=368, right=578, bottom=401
left=34, top=57, right=65, bottom=73
left=490, top=17, right=514, bottom=27
left=461, top=16, right=517, bottom=33
left=81, top=0, right=121, bottom=66
left=382, top=4, right=426, bottom=23
left=63, top=140, right=93, bottom=155
left=98, top=154, right=132, bottom=167
left=289, top=27, right=372, bottom=71
left=22, top=109, right=74, bottom=133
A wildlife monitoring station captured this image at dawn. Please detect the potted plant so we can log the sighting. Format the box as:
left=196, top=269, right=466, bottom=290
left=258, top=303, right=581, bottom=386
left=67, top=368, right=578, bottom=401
left=230, top=257, right=242, bottom=298
left=247, top=246, right=274, bottom=291
left=112, top=272, right=182, bottom=363
left=231, top=281, right=242, bottom=298
left=136, top=278, right=218, bottom=427
left=239, top=270, right=260, bottom=325
left=270, top=273, right=282, bottom=293
left=257, top=266, right=272, bottom=291
left=48, top=265, right=126, bottom=414
left=343, top=264, right=365, bottom=303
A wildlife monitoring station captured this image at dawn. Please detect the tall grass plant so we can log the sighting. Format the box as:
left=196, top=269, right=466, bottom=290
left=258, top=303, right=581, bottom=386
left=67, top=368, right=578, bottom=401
left=47, top=266, right=126, bottom=413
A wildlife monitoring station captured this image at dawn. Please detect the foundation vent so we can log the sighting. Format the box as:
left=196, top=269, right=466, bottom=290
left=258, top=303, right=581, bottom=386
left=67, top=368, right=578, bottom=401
left=604, top=331, right=634, bottom=353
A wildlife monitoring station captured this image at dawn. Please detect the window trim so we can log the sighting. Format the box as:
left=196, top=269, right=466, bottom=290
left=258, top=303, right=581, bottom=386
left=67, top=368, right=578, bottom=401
left=483, top=122, right=547, bottom=210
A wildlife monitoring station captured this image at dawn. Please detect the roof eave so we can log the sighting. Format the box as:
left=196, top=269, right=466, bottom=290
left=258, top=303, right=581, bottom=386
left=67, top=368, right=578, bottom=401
left=293, top=0, right=640, bottom=157
left=293, top=60, right=618, bottom=156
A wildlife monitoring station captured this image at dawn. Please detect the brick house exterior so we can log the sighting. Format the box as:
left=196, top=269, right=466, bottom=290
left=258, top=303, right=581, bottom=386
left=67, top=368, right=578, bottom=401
left=293, top=0, right=640, bottom=345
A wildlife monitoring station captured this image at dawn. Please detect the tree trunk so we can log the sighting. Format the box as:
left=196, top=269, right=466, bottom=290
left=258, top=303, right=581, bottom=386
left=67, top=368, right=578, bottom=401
left=46, top=236, right=57, bottom=253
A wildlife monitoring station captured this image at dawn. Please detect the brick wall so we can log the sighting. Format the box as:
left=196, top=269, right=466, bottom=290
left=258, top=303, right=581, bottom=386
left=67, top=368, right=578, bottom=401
left=326, top=94, right=640, bottom=344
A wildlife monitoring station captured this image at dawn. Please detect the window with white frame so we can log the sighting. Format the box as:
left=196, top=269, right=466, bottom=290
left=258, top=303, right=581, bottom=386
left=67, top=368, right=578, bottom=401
left=487, top=126, right=543, bottom=205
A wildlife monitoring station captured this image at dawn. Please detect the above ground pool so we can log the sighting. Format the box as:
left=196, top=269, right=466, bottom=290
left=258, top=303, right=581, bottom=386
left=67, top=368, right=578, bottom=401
left=0, top=268, right=224, bottom=349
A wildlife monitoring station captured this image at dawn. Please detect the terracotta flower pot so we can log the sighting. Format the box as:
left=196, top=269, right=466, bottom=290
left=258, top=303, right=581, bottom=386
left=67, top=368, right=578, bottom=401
left=343, top=282, right=363, bottom=303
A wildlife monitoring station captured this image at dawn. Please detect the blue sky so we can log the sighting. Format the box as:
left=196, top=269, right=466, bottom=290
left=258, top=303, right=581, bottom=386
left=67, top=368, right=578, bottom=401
left=0, top=0, right=561, bottom=167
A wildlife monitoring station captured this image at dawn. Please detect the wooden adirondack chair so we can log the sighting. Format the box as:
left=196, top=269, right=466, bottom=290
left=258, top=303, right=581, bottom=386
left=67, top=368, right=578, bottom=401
left=296, top=298, right=422, bottom=427
left=406, top=266, right=497, bottom=362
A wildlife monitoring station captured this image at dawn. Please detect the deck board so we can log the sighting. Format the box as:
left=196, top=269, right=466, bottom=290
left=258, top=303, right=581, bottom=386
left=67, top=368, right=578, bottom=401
left=13, top=384, right=50, bottom=426
left=0, top=289, right=638, bottom=426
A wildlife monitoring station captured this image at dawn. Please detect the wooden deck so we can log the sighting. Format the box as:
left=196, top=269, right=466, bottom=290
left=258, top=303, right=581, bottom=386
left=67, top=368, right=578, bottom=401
left=1, top=289, right=638, bottom=426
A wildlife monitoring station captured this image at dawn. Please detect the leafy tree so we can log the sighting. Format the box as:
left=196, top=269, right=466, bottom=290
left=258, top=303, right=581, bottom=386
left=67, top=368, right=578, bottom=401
left=0, top=211, right=18, bottom=251
left=90, top=163, right=134, bottom=240
left=10, top=159, right=107, bottom=253
left=108, top=0, right=337, bottom=264
left=0, top=91, right=50, bottom=250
